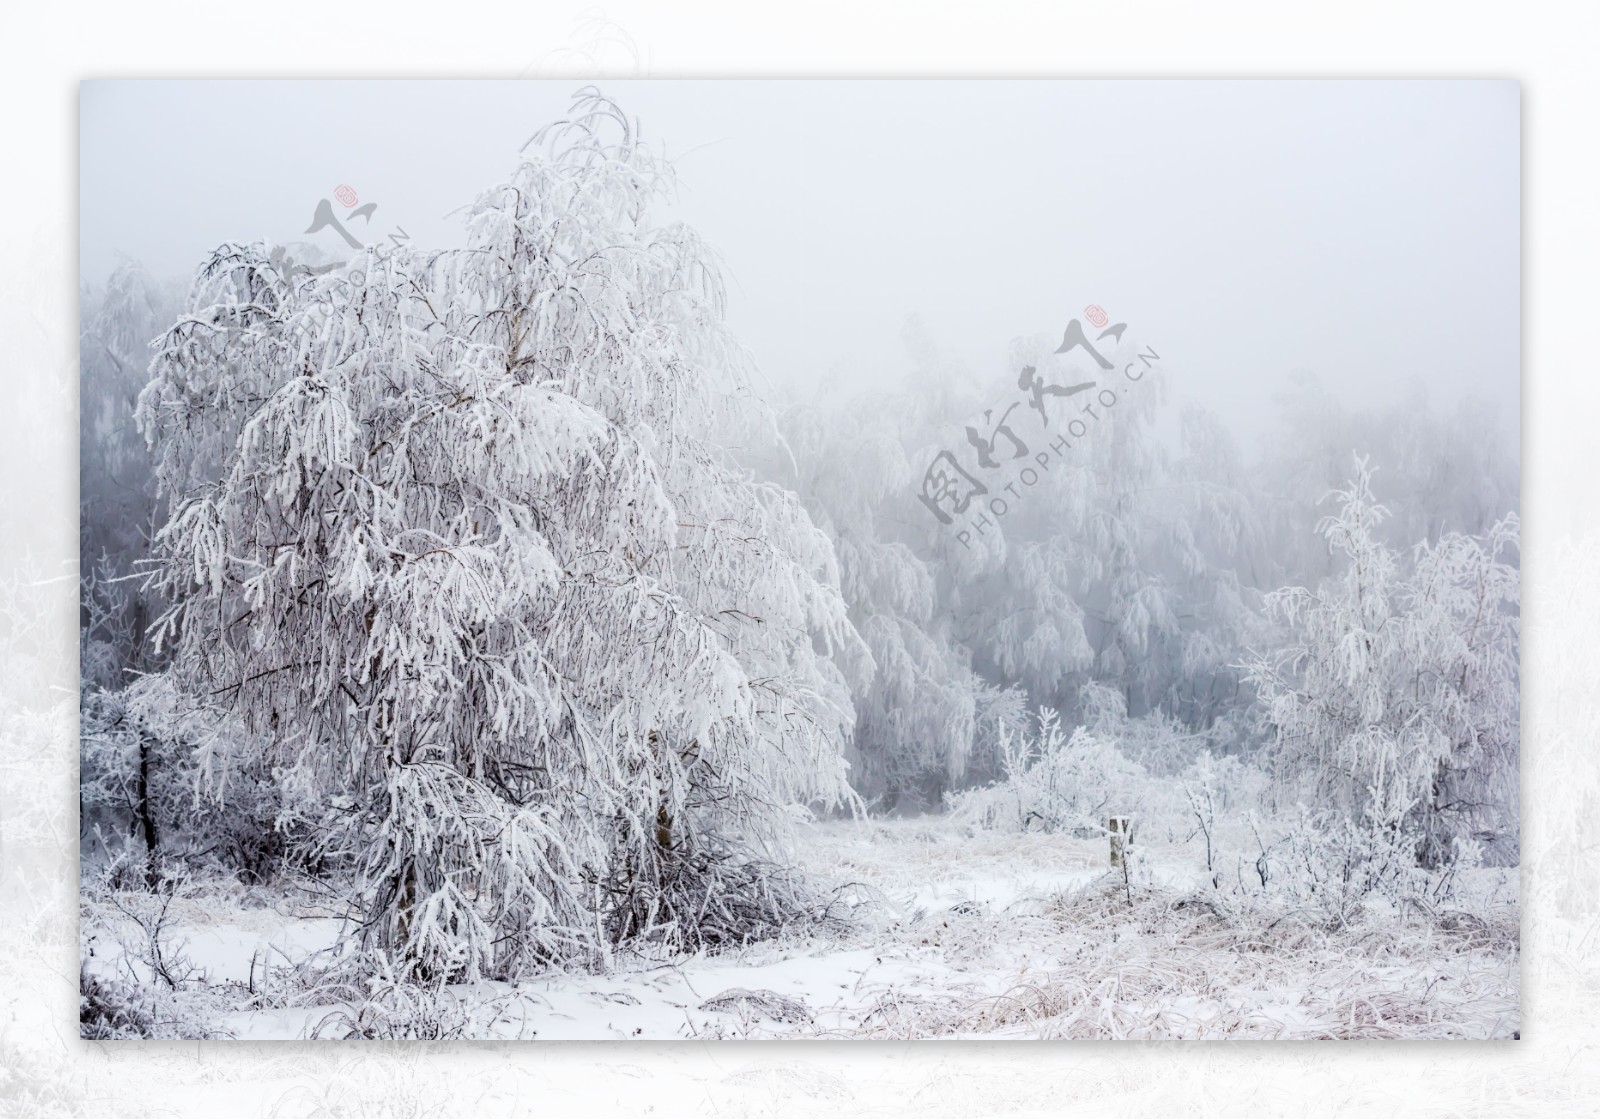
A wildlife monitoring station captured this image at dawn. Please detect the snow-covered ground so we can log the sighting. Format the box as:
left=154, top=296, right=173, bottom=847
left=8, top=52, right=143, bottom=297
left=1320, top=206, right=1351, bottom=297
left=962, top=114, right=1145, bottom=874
left=82, top=817, right=1520, bottom=1041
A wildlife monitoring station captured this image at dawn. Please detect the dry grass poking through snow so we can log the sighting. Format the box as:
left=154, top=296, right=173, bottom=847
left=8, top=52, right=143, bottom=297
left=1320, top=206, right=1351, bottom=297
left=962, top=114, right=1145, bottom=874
left=74, top=815, right=1518, bottom=1041
left=797, top=818, right=1520, bottom=1040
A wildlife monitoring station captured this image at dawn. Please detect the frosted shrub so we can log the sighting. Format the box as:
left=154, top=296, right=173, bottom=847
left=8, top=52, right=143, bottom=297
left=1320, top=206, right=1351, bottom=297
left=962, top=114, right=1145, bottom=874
left=946, top=708, right=1152, bottom=835
left=79, top=862, right=233, bottom=1039
left=968, top=682, right=1029, bottom=785
left=1077, top=679, right=1221, bottom=779
left=79, top=963, right=156, bottom=1040
left=1255, top=804, right=1479, bottom=928
left=1178, top=749, right=1267, bottom=883
left=307, top=954, right=480, bottom=1040
left=80, top=682, right=181, bottom=882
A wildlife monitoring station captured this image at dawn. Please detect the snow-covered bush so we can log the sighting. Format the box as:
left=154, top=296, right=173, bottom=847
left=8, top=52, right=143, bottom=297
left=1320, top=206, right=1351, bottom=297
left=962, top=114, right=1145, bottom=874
left=79, top=962, right=156, bottom=1040
left=80, top=682, right=183, bottom=884
left=968, top=682, right=1029, bottom=785
left=945, top=689, right=1286, bottom=898
left=1178, top=748, right=1270, bottom=885
left=1078, top=680, right=1205, bottom=777
left=1245, top=803, right=1487, bottom=929
left=134, top=90, right=866, bottom=980
left=79, top=862, right=234, bottom=1039
left=306, top=957, right=481, bottom=1040
left=946, top=708, right=1154, bottom=835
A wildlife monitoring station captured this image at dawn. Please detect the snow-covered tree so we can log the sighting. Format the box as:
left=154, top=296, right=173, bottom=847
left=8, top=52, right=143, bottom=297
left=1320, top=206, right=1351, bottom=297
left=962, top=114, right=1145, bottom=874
left=1247, top=455, right=1520, bottom=866
left=1157, top=404, right=1271, bottom=731
left=777, top=376, right=989, bottom=809
left=782, top=316, right=1274, bottom=794
left=1259, top=373, right=1519, bottom=586
left=136, top=90, right=866, bottom=979
left=80, top=262, right=179, bottom=685
left=950, top=328, right=1257, bottom=743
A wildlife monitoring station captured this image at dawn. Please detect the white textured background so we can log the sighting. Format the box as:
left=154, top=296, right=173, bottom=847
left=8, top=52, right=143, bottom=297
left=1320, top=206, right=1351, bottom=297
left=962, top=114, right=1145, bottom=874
left=2, top=2, right=1593, bottom=1115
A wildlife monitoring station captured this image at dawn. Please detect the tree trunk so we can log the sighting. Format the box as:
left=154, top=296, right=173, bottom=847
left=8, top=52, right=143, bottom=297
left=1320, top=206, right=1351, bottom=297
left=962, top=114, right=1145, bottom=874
left=137, top=734, right=158, bottom=888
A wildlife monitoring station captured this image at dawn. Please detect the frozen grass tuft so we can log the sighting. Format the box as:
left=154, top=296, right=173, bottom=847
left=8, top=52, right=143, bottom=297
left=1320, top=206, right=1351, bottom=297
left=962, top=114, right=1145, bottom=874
left=699, top=987, right=815, bottom=1024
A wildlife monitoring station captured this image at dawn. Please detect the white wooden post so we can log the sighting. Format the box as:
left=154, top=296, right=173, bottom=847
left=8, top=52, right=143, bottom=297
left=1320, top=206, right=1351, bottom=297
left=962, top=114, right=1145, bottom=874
left=1108, top=816, right=1130, bottom=869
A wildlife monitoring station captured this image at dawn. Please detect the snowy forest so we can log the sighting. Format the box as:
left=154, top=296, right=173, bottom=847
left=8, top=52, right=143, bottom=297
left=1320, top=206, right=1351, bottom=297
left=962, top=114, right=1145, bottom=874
left=78, top=89, right=1521, bottom=1040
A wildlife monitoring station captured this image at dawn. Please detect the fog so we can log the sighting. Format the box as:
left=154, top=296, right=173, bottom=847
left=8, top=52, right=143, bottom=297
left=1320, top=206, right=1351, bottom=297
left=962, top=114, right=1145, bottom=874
left=81, top=79, right=1518, bottom=446
left=76, top=79, right=1522, bottom=1040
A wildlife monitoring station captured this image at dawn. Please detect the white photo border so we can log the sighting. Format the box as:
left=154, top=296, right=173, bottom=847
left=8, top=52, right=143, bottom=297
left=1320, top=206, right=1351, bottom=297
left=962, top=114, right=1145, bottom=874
left=4, top=1, right=1590, bottom=1114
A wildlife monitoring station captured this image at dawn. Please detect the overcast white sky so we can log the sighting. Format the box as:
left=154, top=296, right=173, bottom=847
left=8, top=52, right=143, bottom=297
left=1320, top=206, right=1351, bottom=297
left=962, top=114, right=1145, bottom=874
left=80, top=79, right=1519, bottom=447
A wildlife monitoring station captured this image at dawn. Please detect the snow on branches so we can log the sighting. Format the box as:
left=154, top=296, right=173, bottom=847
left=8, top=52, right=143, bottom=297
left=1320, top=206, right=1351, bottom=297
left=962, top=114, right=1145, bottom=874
left=136, top=89, right=865, bottom=979
left=1247, top=455, right=1520, bottom=868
